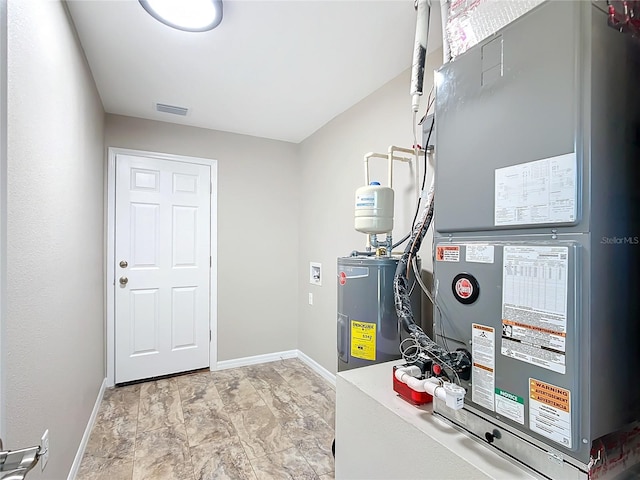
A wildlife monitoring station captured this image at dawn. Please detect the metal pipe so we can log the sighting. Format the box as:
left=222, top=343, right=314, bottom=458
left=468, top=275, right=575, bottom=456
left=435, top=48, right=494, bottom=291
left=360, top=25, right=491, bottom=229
left=385, top=233, right=393, bottom=257
left=350, top=250, right=375, bottom=257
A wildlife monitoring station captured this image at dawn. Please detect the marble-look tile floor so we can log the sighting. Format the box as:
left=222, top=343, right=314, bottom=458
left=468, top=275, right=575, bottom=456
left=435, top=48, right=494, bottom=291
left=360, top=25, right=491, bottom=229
left=77, top=358, right=335, bottom=480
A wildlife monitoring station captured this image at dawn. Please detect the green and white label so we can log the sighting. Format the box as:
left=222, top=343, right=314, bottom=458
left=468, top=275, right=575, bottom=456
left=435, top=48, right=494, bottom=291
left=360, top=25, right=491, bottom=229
left=495, top=388, right=524, bottom=424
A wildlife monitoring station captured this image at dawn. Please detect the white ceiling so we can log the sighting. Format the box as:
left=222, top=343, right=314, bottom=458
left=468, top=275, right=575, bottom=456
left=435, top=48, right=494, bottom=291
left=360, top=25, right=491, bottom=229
left=66, top=0, right=442, bottom=143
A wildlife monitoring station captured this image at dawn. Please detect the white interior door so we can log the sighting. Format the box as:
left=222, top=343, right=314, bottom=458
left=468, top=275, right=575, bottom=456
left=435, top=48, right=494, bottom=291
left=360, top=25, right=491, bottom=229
left=115, top=153, right=211, bottom=384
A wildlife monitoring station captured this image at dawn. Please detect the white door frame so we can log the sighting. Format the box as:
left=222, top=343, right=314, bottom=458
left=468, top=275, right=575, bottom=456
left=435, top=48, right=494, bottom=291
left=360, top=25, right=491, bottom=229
left=106, top=147, right=218, bottom=387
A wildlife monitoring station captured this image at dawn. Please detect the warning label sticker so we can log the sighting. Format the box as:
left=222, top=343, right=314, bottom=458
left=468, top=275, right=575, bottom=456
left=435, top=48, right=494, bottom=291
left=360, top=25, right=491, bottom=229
left=472, top=324, right=495, bottom=411
left=501, top=246, right=569, bottom=374
left=436, top=245, right=460, bottom=262
left=495, top=388, right=525, bottom=424
left=529, top=379, right=572, bottom=448
left=351, top=320, right=376, bottom=361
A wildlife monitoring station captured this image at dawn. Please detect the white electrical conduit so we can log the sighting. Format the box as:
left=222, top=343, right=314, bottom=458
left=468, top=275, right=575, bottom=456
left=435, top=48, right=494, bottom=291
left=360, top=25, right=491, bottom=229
left=440, top=0, right=451, bottom=64
left=363, top=152, right=412, bottom=188
left=388, top=145, right=422, bottom=205
left=411, top=0, right=431, bottom=112
left=394, top=365, right=465, bottom=410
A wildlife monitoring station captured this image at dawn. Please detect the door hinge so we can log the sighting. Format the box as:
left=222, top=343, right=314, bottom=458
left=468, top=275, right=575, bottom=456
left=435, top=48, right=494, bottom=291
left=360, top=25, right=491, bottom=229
left=210, top=182, right=213, bottom=194
left=210, top=256, right=212, bottom=267
left=209, top=330, right=212, bottom=342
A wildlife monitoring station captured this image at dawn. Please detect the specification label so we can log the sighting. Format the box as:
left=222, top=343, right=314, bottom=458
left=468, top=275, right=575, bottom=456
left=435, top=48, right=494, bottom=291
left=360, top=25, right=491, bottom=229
left=529, top=379, right=572, bottom=448
left=351, top=320, right=376, bottom=361
left=472, top=324, right=495, bottom=411
left=495, top=153, right=577, bottom=226
left=501, top=246, right=569, bottom=374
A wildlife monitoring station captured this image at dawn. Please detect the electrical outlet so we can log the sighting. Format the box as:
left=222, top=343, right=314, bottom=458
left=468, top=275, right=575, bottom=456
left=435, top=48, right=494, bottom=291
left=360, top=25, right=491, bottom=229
left=40, top=429, right=49, bottom=471
left=308, top=293, right=313, bottom=305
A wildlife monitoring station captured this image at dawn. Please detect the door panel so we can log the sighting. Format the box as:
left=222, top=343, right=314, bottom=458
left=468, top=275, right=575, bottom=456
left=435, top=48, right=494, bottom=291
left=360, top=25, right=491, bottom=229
left=172, top=206, right=197, bottom=266
left=115, top=154, right=211, bottom=384
left=131, top=203, right=159, bottom=267
left=172, top=286, right=197, bottom=349
left=131, top=289, right=159, bottom=355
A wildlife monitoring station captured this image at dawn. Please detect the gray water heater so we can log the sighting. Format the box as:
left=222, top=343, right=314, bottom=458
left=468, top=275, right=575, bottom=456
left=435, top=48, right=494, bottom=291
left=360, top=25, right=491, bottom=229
left=432, top=1, right=640, bottom=478
left=337, top=256, right=421, bottom=372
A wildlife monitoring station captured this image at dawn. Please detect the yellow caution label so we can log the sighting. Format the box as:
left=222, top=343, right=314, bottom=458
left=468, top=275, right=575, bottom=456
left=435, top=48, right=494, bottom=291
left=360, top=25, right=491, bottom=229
left=351, top=320, right=376, bottom=361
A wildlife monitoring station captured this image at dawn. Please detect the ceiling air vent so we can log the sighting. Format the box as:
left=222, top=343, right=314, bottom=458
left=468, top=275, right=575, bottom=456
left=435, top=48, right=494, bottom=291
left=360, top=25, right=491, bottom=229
left=155, top=103, right=189, bottom=116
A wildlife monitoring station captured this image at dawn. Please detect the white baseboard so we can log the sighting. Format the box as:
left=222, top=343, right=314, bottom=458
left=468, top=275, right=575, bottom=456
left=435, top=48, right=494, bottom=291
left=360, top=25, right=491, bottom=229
left=213, top=350, right=336, bottom=387
left=296, top=350, right=336, bottom=387
left=214, top=350, right=298, bottom=371
left=67, top=378, right=107, bottom=480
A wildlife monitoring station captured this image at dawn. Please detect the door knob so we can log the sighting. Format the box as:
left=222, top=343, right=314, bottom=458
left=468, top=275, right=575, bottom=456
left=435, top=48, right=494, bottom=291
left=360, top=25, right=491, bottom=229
left=119, top=260, right=128, bottom=268
left=119, top=277, right=129, bottom=286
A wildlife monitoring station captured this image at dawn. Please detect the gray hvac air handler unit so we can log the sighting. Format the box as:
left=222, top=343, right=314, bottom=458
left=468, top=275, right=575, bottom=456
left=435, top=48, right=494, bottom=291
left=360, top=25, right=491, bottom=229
left=432, top=1, right=640, bottom=478
left=337, top=256, right=420, bottom=372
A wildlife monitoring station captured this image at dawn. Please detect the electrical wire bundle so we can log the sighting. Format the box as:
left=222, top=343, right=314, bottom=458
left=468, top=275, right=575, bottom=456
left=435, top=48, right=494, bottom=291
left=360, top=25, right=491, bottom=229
left=393, top=112, right=471, bottom=384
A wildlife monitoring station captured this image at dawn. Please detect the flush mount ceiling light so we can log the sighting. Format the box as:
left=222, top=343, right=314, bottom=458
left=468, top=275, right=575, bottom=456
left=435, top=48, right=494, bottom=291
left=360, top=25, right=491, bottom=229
left=139, top=0, right=223, bottom=32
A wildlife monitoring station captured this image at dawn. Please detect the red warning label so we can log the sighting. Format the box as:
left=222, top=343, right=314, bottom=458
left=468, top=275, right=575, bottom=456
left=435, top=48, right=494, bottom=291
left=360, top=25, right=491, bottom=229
left=436, top=245, right=460, bottom=262
left=339, top=271, right=347, bottom=286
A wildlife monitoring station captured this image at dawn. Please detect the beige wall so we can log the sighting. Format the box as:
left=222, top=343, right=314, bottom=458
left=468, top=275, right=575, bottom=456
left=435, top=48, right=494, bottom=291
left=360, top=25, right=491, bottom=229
left=297, top=51, right=443, bottom=374
left=2, top=6, right=440, bottom=473
left=104, top=115, right=300, bottom=362
left=6, top=0, right=105, bottom=477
